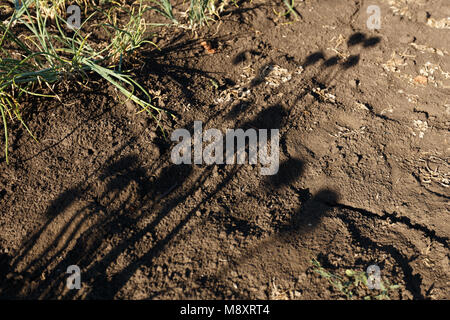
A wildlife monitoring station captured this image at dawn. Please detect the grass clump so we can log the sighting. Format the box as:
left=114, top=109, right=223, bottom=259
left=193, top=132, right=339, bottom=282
left=149, top=0, right=238, bottom=27
left=0, top=0, right=162, bottom=163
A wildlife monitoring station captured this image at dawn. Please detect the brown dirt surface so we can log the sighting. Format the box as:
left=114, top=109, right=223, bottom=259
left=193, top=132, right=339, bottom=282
left=0, top=0, right=449, bottom=300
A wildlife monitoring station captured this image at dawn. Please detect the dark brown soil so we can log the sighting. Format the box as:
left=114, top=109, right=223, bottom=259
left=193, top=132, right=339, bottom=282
left=0, top=0, right=449, bottom=300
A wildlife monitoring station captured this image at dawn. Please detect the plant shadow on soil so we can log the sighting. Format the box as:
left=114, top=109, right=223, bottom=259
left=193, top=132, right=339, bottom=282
left=0, top=31, right=427, bottom=299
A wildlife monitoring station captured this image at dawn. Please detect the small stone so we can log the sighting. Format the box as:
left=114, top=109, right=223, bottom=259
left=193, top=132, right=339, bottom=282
left=414, top=75, right=428, bottom=85
left=244, top=51, right=251, bottom=62
left=399, top=34, right=414, bottom=44
left=349, top=79, right=358, bottom=88
left=304, top=93, right=315, bottom=105
left=416, top=11, right=428, bottom=23
left=125, top=100, right=135, bottom=112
